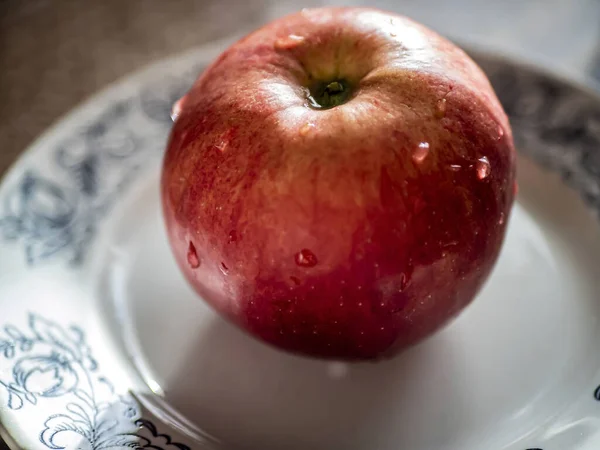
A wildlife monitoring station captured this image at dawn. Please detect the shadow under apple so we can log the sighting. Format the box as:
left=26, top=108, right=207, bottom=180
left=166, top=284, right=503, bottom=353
left=164, top=312, right=469, bottom=450
left=94, top=173, right=473, bottom=450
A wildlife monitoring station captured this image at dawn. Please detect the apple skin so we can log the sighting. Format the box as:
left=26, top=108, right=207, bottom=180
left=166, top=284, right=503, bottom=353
left=161, top=7, right=516, bottom=360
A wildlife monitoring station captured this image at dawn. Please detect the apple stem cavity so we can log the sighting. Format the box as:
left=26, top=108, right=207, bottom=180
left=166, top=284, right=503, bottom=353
left=307, top=80, right=352, bottom=110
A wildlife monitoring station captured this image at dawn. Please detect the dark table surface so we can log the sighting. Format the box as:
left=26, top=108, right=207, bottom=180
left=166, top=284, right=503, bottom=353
left=0, top=0, right=280, bottom=177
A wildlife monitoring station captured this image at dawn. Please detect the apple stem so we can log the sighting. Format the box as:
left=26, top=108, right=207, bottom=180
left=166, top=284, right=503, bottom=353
left=307, top=80, right=352, bottom=109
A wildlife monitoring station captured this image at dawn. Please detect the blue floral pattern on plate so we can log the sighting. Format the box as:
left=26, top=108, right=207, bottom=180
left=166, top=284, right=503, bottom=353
left=0, top=314, right=189, bottom=449
left=0, top=103, right=145, bottom=267
left=0, top=69, right=198, bottom=448
left=0, top=73, right=191, bottom=268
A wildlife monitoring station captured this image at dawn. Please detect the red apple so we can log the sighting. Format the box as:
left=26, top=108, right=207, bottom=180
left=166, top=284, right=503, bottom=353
left=161, top=7, right=516, bottom=360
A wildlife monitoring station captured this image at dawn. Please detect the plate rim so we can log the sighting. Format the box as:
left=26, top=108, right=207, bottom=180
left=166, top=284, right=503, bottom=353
left=1, top=37, right=600, bottom=450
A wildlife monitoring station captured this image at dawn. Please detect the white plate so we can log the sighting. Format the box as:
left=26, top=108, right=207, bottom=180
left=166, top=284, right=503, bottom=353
left=1, top=40, right=600, bottom=450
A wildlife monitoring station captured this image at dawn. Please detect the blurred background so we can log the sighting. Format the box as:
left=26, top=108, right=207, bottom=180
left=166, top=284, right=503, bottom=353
left=1, top=0, right=600, bottom=178
left=0, top=0, right=599, bottom=448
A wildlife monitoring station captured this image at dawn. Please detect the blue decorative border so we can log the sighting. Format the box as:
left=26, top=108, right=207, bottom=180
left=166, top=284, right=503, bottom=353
left=472, top=54, right=600, bottom=450
left=0, top=101, right=144, bottom=267
left=476, top=54, right=600, bottom=216
left=129, top=419, right=191, bottom=450
left=0, top=74, right=190, bottom=267
left=0, top=67, right=200, bottom=448
left=0, top=314, right=189, bottom=449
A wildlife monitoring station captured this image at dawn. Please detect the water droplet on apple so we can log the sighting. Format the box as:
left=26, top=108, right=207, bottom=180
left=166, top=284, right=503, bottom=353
left=435, top=98, right=447, bottom=118
left=275, top=34, right=305, bottom=50
left=171, top=97, right=185, bottom=122
left=220, top=262, right=229, bottom=275
left=399, top=273, right=408, bottom=291
left=295, top=249, right=318, bottom=267
left=412, top=142, right=430, bottom=164
left=449, top=164, right=462, bottom=171
left=497, top=125, right=505, bottom=140
left=228, top=230, right=237, bottom=243
left=327, top=362, right=349, bottom=379
left=498, top=212, right=505, bottom=225
left=187, top=242, right=200, bottom=269
left=300, top=122, right=316, bottom=136
left=215, top=140, right=228, bottom=153
left=475, top=156, right=491, bottom=180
